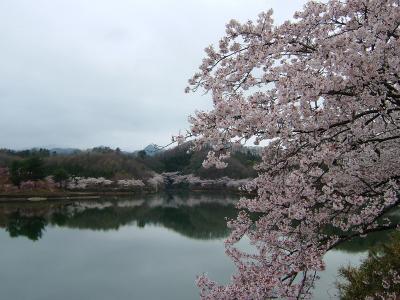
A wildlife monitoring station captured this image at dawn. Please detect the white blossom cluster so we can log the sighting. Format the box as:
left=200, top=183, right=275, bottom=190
left=65, top=174, right=248, bottom=191
left=146, top=174, right=164, bottom=191
left=67, top=177, right=143, bottom=189
left=162, top=172, right=250, bottom=190
left=116, top=179, right=145, bottom=187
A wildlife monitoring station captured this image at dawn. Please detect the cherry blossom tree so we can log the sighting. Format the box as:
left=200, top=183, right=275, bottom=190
left=185, top=0, right=400, bottom=298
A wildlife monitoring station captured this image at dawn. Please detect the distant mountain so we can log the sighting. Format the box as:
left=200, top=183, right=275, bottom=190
left=142, top=144, right=163, bottom=156
left=50, top=148, right=81, bottom=155
left=233, top=145, right=263, bottom=156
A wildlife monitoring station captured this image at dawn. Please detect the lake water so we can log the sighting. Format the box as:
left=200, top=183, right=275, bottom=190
left=0, top=193, right=393, bottom=300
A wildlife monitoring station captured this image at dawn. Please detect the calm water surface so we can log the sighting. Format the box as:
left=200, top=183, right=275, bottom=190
left=0, top=193, right=393, bottom=300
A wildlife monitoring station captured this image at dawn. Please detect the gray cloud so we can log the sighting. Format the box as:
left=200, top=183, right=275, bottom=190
left=0, top=0, right=307, bottom=151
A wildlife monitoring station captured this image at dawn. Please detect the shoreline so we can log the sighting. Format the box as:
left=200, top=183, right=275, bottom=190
left=0, top=191, right=148, bottom=202
left=0, top=188, right=248, bottom=202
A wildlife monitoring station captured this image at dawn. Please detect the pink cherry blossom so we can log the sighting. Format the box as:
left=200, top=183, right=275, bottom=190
left=187, top=0, right=400, bottom=298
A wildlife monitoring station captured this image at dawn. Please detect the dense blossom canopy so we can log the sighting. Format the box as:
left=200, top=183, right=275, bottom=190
left=185, top=0, right=400, bottom=298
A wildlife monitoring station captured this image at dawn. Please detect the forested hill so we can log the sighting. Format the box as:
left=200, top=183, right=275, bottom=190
left=0, top=143, right=261, bottom=181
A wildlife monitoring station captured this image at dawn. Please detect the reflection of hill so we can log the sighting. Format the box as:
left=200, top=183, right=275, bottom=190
left=333, top=210, right=400, bottom=253
left=0, top=193, right=239, bottom=241
left=6, top=212, right=46, bottom=241
left=135, top=203, right=237, bottom=239
left=2, top=195, right=397, bottom=247
left=59, top=203, right=236, bottom=239
left=334, top=230, right=397, bottom=253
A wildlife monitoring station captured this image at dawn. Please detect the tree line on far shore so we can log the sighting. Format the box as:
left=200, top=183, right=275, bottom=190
left=0, top=143, right=260, bottom=189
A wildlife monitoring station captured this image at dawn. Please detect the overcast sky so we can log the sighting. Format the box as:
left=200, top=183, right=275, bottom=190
left=0, top=0, right=308, bottom=151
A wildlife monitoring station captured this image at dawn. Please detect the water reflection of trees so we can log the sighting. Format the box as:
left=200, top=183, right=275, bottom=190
left=334, top=211, right=400, bottom=253
left=335, top=229, right=396, bottom=253
left=6, top=212, right=46, bottom=241
left=1, top=195, right=398, bottom=248
left=0, top=193, right=239, bottom=241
